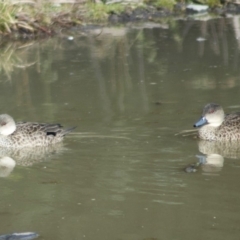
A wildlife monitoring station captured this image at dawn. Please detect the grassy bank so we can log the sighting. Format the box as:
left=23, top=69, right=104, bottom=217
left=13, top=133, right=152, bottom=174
left=0, top=0, right=227, bottom=36
left=0, top=1, right=84, bottom=36
left=0, top=0, right=132, bottom=36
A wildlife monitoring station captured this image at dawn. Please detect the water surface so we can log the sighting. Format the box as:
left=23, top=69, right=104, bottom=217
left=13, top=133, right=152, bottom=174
left=0, top=17, right=240, bottom=240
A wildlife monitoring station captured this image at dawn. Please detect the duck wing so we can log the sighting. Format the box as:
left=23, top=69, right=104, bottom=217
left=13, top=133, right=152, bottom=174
left=221, top=113, right=240, bottom=130
left=15, top=122, right=75, bottom=136
left=224, top=112, right=240, bottom=121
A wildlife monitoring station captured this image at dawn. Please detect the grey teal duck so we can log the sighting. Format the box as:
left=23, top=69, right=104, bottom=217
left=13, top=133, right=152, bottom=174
left=0, top=114, right=75, bottom=148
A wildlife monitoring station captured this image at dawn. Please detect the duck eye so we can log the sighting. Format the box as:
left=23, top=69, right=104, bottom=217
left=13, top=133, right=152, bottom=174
left=208, top=109, right=215, bottom=114
left=1, top=122, right=6, bottom=126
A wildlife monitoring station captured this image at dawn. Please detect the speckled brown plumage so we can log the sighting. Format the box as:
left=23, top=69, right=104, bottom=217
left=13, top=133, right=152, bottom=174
left=0, top=120, right=75, bottom=148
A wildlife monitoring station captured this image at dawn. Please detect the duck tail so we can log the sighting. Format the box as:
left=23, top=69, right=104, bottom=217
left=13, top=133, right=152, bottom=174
left=62, top=126, right=76, bottom=136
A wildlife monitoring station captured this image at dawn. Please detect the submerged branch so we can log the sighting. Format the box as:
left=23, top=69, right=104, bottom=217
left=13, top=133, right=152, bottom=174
left=175, top=129, right=198, bottom=137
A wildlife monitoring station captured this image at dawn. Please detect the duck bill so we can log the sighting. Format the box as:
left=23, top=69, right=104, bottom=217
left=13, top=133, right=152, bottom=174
left=193, top=117, right=208, bottom=128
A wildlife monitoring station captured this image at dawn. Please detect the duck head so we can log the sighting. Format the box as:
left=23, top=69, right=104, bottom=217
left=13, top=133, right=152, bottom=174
left=0, top=114, right=16, bottom=135
left=194, top=103, right=225, bottom=128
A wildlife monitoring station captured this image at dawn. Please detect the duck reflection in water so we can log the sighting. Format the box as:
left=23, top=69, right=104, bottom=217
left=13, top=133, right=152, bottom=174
left=185, top=141, right=225, bottom=174
left=186, top=139, right=240, bottom=173
left=0, top=143, right=67, bottom=177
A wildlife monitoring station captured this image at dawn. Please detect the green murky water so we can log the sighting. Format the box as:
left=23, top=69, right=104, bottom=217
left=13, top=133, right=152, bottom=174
left=0, top=17, right=240, bottom=240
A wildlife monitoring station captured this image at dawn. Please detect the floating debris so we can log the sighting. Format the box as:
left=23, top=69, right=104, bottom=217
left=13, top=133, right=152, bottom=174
left=186, top=4, right=209, bottom=14
left=68, top=36, right=74, bottom=40
left=196, top=37, right=206, bottom=42
left=0, top=232, right=39, bottom=240
left=185, top=164, right=198, bottom=173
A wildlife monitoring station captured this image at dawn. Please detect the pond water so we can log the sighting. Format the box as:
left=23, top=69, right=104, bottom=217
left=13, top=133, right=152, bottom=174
left=0, top=16, right=240, bottom=240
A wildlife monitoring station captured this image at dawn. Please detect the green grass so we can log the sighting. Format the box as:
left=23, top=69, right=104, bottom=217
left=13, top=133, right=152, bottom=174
left=144, top=0, right=176, bottom=10
left=85, top=3, right=125, bottom=21
left=206, top=0, right=221, bottom=7
left=0, top=1, right=19, bottom=33
left=0, top=1, right=80, bottom=34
